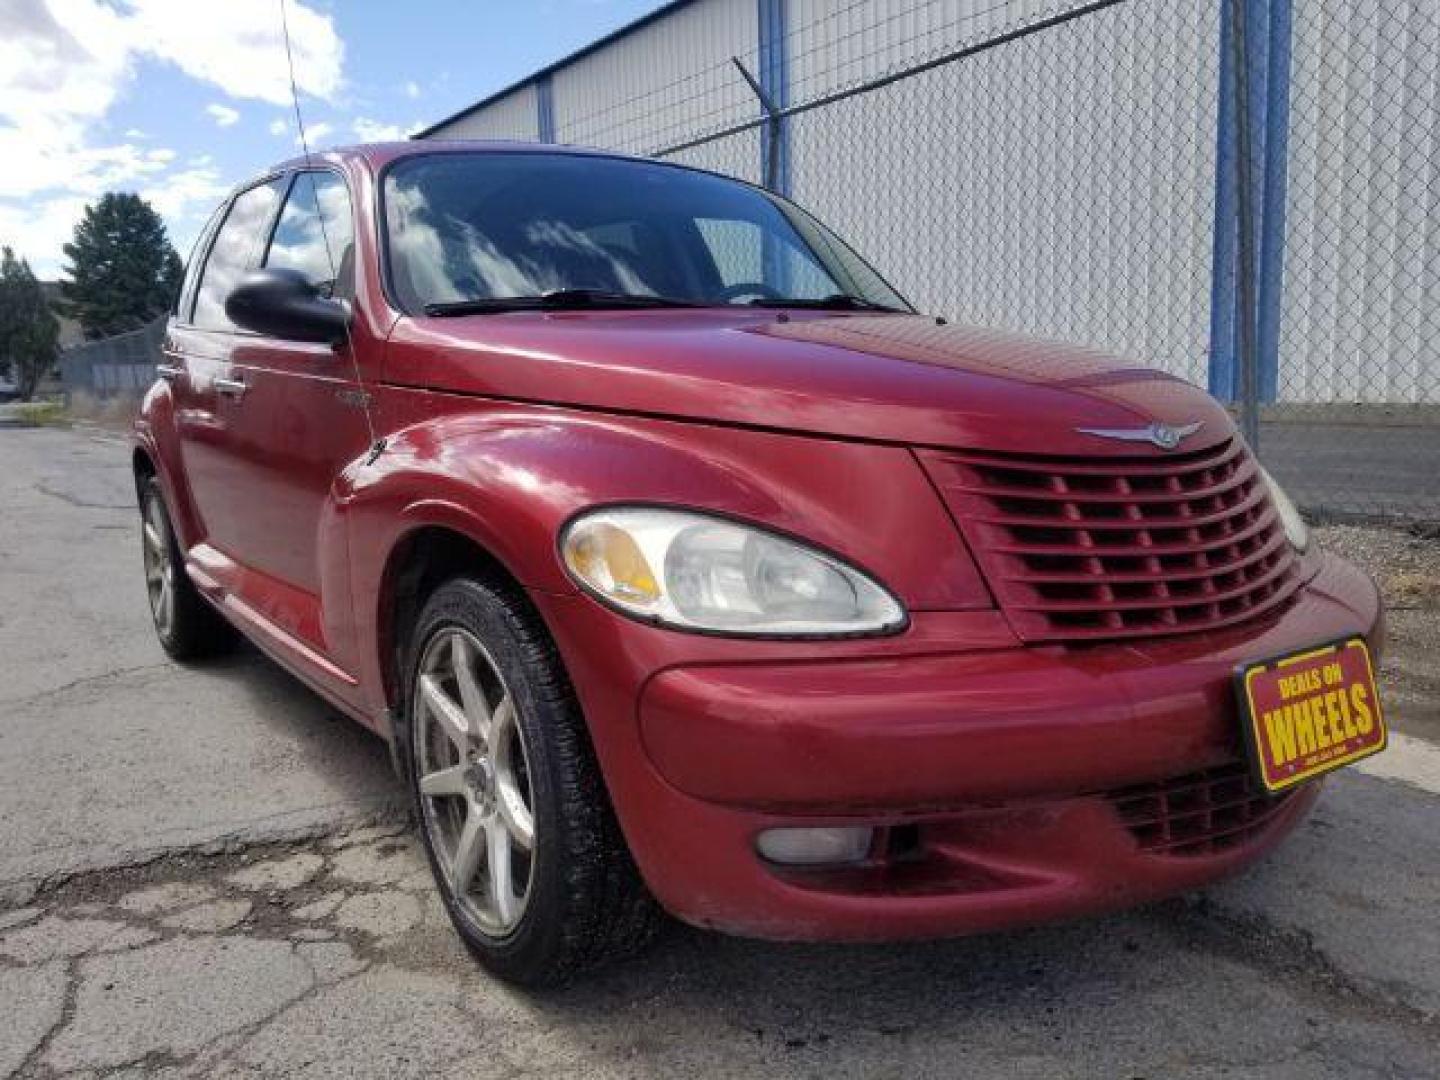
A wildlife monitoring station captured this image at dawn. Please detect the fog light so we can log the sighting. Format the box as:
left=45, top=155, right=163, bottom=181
left=755, top=827, right=874, bottom=866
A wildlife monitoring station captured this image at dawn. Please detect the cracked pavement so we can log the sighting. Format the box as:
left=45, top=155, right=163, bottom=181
left=0, top=429, right=400, bottom=888
left=2, top=425, right=1438, bottom=1077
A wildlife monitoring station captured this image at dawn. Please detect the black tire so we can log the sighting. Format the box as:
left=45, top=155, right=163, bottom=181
left=400, top=575, right=660, bottom=986
left=139, top=476, right=234, bottom=661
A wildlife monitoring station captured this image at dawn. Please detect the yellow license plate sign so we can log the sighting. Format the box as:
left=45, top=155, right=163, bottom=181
left=1236, top=637, right=1386, bottom=794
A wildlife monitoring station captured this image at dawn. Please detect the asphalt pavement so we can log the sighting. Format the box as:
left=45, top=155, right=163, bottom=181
left=1, top=425, right=1437, bottom=1078
left=1260, top=420, right=1440, bottom=523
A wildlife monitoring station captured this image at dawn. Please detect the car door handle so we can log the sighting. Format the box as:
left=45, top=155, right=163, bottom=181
left=155, top=364, right=183, bottom=382
left=214, top=376, right=249, bottom=399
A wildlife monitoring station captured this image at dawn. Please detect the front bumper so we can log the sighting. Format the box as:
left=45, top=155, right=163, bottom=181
left=533, top=551, right=1381, bottom=941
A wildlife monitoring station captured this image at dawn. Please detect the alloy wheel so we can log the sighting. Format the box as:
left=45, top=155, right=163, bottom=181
left=142, top=495, right=176, bottom=640
left=413, top=627, right=536, bottom=936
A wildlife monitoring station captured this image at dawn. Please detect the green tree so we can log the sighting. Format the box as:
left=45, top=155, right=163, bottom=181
left=60, top=193, right=183, bottom=339
left=0, top=248, right=60, bottom=400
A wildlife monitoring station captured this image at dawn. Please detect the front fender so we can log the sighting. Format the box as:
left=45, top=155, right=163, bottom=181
left=347, top=403, right=987, bottom=601
left=340, top=399, right=991, bottom=710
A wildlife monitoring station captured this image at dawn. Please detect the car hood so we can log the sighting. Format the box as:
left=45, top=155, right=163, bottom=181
left=383, top=310, right=1233, bottom=454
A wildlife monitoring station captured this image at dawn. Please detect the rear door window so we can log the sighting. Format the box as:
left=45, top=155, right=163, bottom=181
left=192, top=178, right=286, bottom=331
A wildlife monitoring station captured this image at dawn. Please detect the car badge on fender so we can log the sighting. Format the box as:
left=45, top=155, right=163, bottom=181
left=1076, top=420, right=1205, bottom=450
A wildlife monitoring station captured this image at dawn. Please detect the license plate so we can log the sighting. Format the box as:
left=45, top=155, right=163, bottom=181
left=1235, top=637, right=1386, bottom=794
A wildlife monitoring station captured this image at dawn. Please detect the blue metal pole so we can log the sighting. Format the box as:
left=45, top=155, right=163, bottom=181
left=1243, top=0, right=1271, bottom=415
left=757, top=0, right=790, bottom=195
left=757, top=0, right=791, bottom=291
left=1257, top=0, right=1292, bottom=403
left=536, top=76, right=556, bottom=143
left=1207, top=0, right=1239, bottom=401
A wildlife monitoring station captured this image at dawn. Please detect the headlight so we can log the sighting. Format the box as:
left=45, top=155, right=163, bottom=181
left=560, top=507, right=906, bottom=637
left=1260, top=468, right=1309, bottom=552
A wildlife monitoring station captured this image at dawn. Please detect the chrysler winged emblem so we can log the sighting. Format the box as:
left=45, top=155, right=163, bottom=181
left=1076, top=420, right=1204, bottom=450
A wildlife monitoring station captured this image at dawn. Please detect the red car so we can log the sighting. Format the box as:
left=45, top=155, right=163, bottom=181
left=134, top=142, right=1386, bottom=985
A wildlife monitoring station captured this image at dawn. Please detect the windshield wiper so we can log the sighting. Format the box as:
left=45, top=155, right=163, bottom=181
left=424, top=289, right=703, bottom=316
left=744, top=293, right=906, bottom=313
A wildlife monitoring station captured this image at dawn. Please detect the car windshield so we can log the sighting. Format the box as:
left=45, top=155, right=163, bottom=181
left=382, top=151, right=910, bottom=314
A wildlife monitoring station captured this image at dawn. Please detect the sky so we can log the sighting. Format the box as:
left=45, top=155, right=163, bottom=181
left=0, top=0, right=667, bottom=279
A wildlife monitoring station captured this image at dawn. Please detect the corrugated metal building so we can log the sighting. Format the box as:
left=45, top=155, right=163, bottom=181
left=418, top=0, right=1439, bottom=407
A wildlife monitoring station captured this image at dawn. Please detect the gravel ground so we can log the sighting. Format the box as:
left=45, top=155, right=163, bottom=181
left=1314, top=524, right=1440, bottom=742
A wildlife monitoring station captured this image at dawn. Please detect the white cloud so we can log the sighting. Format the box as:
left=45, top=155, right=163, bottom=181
left=268, top=117, right=289, bottom=137
left=130, top=0, right=343, bottom=106
left=0, top=0, right=344, bottom=271
left=140, top=164, right=230, bottom=227
left=296, top=121, right=334, bottom=148
left=403, top=80, right=421, bottom=100
left=0, top=0, right=132, bottom=185
left=205, top=103, right=240, bottom=128
left=351, top=117, right=410, bottom=143
left=0, top=194, right=89, bottom=279
left=0, top=138, right=176, bottom=200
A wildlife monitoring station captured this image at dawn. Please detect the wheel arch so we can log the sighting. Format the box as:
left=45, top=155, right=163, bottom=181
left=132, top=444, right=157, bottom=478
left=375, top=520, right=539, bottom=718
left=132, top=444, right=159, bottom=500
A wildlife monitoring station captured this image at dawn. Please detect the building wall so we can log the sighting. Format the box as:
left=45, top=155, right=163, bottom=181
left=1279, top=0, right=1440, bottom=404
left=785, top=0, right=1061, bottom=102
left=420, top=0, right=1439, bottom=403
left=549, top=0, right=757, bottom=155
left=786, top=0, right=1221, bottom=389
left=437, top=83, right=539, bottom=141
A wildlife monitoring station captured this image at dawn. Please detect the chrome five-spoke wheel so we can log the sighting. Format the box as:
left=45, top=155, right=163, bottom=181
left=413, top=627, right=536, bottom=936
left=404, top=576, right=657, bottom=984
left=142, top=493, right=177, bottom=640
left=136, top=476, right=232, bottom=661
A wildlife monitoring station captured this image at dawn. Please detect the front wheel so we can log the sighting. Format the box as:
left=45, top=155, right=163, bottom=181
left=401, top=576, right=659, bottom=985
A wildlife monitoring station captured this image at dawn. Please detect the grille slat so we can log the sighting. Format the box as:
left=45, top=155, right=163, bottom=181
left=984, top=510, right=1280, bottom=559
left=971, top=482, right=1269, bottom=532
left=1106, top=761, right=1295, bottom=857
left=1008, top=550, right=1295, bottom=613
left=953, top=458, right=1259, bottom=506
left=1000, top=528, right=1289, bottom=585
left=920, top=437, right=1302, bottom=643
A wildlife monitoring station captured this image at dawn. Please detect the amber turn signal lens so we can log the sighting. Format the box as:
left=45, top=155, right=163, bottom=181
left=560, top=507, right=905, bottom=636
left=562, top=521, right=661, bottom=605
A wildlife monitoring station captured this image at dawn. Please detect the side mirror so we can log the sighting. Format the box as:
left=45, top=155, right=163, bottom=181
left=225, top=267, right=350, bottom=344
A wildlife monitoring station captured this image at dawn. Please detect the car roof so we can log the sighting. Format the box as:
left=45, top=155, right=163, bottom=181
left=265, top=139, right=647, bottom=176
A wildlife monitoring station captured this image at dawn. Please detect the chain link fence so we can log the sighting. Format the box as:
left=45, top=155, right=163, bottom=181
left=57, top=318, right=165, bottom=400
left=512, top=0, right=1437, bottom=522
left=1264, top=0, right=1439, bottom=521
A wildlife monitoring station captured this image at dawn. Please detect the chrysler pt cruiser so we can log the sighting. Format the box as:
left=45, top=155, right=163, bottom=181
left=133, top=142, right=1386, bottom=985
